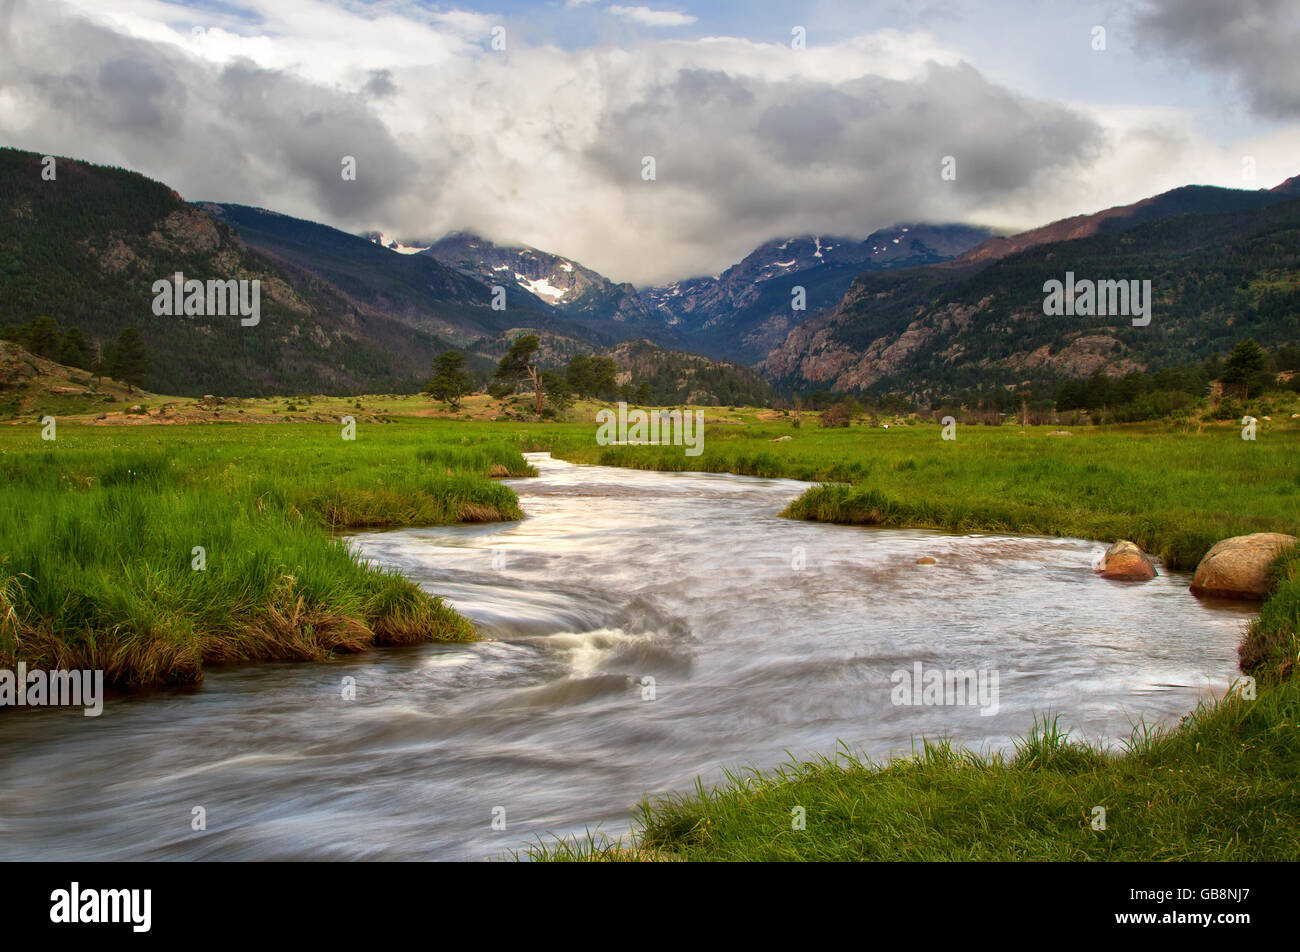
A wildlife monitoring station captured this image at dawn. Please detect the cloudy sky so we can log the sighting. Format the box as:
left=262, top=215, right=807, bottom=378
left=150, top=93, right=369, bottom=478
left=1, top=0, right=1297, bottom=285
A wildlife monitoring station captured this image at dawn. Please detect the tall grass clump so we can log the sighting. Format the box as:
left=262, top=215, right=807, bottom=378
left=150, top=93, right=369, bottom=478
left=0, top=421, right=530, bottom=688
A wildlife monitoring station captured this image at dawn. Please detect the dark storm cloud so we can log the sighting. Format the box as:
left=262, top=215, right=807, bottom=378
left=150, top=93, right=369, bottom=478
left=96, top=58, right=184, bottom=134
left=1137, top=0, right=1300, bottom=118
left=0, top=0, right=1121, bottom=283
left=0, top=1, right=419, bottom=224
left=585, top=62, right=1104, bottom=240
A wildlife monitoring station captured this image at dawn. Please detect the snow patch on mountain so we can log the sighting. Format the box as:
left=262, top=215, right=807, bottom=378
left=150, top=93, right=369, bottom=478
left=517, top=275, right=567, bottom=300
left=365, top=231, right=431, bottom=255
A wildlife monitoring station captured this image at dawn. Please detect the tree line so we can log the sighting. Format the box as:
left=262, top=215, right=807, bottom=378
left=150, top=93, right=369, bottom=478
left=803, top=338, right=1299, bottom=426
left=426, top=335, right=667, bottom=415
left=2, top=315, right=149, bottom=392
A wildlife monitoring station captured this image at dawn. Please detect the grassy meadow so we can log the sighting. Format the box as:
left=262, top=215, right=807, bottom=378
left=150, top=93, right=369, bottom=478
left=551, top=417, right=1300, bottom=570
left=4, top=397, right=1299, bottom=860
left=0, top=419, right=538, bottom=687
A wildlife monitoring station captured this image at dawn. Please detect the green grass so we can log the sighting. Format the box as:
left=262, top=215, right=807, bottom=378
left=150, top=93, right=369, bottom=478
left=614, top=684, right=1300, bottom=860
left=0, top=419, right=538, bottom=687
left=552, top=419, right=1300, bottom=570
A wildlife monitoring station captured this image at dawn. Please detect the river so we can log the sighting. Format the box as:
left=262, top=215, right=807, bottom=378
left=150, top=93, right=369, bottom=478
left=0, top=453, right=1253, bottom=860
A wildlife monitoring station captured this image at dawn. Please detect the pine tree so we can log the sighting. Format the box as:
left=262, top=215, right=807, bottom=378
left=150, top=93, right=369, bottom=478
left=565, top=353, right=593, bottom=398
left=495, top=334, right=543, bottom=415
left=58, top=327, right=91, bottom=370
left=1221, top=338, right=1267, bottom=399
left=25, top=316, right=60, bottom=359
left=426, top=349, right=470, bottom=409
left=107, top=327, right=149, bottom=393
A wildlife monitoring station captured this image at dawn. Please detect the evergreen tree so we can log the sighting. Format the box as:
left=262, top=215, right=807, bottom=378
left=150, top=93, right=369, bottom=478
left=25, top=315, right=60, bottom=359
left=495, top=334, right=543, bottom=415
left=90, top=338, right=105, bottom=385
left=58, top=326, right=91, bottom=370
left=565, top=353, right=594, bottom=398
left=588, top=356, right=618, bottom=398
left=541, top=370, right=573, bottom=413
left=426, top=349, right=470, bottom=409
left=107, top=327, right=149, bottom=393
left=1221, top=338, right=1268, bottom=399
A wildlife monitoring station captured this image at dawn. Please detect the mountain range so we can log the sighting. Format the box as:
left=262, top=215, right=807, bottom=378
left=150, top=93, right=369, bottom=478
left=762, top=178, right=1300, bottom=399
left=2, top=144, right=1297, bottom=403
left=372, top=223, right=993, bottom=364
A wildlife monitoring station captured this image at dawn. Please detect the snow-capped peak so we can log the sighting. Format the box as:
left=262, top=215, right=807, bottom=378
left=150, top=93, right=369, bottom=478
left=368, top=231, right=431, bottom=255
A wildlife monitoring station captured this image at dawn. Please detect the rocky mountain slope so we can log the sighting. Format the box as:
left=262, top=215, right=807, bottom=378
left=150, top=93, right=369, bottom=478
left=644, top=224, right=992, bottom=363
left=210, top=206, right=592, bottom=345
left=406, top=223, right=991, bottom=367
left=762, top=187, right=1300, bottom=400
left=420, top=232, right=675, bottom=345
left=957, top=183, right=1294, bottom=265
left=598, top=338, right=774, bottom=406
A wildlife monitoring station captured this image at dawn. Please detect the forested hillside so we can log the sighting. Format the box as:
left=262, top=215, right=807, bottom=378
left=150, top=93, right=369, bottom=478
left=764, top=193, right=1300, bottom=402
left=0, top=149, right=458, bottom=396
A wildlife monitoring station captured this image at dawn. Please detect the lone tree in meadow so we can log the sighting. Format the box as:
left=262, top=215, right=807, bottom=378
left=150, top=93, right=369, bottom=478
left=106, top=327, right=149, bottom=393
left=1221, top=338, right=1268, bottom=399
left=495, top=334, right=544, bottom=415
left=426, top=349, right=471, bottom=409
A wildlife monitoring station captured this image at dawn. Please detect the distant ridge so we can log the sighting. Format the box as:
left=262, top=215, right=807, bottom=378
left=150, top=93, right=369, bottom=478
left=958, top=183, right=1295, bottom=265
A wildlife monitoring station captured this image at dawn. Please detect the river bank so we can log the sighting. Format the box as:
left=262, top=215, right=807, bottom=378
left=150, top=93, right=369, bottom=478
left=0, top=421, right=532, bottom=688
left=3, top=415, right=1296, bottom=861
left=0, top=453, right=1259, bottom=859
left=536, top=423, right=1300, bottom=860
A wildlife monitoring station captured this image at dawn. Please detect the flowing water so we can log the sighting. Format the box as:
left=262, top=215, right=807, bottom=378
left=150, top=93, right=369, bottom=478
left=0, top=454, right=1254, bottom=860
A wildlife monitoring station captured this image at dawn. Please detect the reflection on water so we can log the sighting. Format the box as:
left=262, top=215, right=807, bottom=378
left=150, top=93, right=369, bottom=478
left=0, top=454, right=1254, bottom=860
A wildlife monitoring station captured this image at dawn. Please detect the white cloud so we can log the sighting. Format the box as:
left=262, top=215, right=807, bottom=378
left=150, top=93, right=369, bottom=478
left=607, top=6, right=697, bottom=28
left=1, top=0, right=1291, bottom=287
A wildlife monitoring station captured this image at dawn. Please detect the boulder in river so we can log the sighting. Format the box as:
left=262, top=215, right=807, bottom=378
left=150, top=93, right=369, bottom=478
left=1095, top=540, right=1157, bottom=581
left=1189, top=532, right=1297, bottom=600
left=916, top=556, right=937, bottom=565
